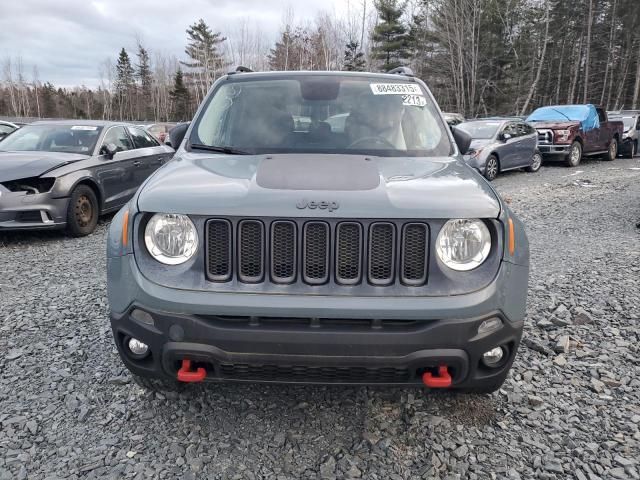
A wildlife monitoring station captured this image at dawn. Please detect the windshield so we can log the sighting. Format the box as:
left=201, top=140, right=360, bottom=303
left=527, top=106, right=590, bottom=123
left=0, top=124, right=102, bottom=154
left=189, top=75, right=451, bottom=157
left=457, top=121, right=501, bottom=139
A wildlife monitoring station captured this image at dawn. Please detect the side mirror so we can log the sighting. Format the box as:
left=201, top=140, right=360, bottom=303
left=451, top=126, right=472, bottom=155
left=100, top=143, right=118, bottom=159
left=501, top=133, right=512, bottom=141
left=168, top=122, right=190, bottom=150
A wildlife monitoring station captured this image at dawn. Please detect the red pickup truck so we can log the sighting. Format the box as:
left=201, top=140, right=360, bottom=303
left=526, top=104, right=624, bottom=167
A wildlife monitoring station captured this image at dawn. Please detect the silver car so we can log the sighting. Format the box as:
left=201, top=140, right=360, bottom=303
left=608, top=111, right=639, bottom=158
left=0, top=120, right=174, bottom=236
left=459, top=119, right=542, bottom=181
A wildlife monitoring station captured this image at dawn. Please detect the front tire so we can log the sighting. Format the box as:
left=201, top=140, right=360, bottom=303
left=603, top=138, right=617, bottom=161
left=525, top=151, right=542, bottom=172
left=627, top=141, right=637, bottom=159
left=66, top=185, right=99, bottom=237
left=484, top=155, right=499, bottom=181
left=565, top=141, right=582, bottom=167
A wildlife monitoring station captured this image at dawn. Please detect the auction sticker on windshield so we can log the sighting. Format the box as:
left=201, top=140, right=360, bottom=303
left=402, top=94, right=427, bottom=107
left=370, top=83, right=422, bottom=95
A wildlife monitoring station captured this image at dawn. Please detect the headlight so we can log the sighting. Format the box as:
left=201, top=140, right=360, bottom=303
left=436, top=219, right=491, bottom=271
left=555, top=129, right=570, bottom=142
left=466, top=148, right=482, bottom=158
left=144, top=213, right=198, bottom=265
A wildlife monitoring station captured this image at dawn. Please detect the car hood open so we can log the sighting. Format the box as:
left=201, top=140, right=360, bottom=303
left=0, top=151, right=89, bottom=182
left=137, top=153, right=501, bottom=219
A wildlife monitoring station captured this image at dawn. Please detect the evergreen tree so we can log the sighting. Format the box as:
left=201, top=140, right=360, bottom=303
left=114, top=48, right=135, bottom=119
left=343, top=40, right=367, bottom=71
left=170, top=69, right=190, bottom=120
left=371, top=0, right=410, bottom=71
left=41, top=82, right=57, bottom=117
left=136, top=44, right=153, bottom=120
left=181, top=19, right=227, bottom=99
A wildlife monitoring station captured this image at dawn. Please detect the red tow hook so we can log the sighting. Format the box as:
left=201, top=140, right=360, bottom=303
left=177, top=359, right=207, bottom=383
left=422, top=365, right=452, bottom=388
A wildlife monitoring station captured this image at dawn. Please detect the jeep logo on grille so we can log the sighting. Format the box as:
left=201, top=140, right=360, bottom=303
left=296, top=199, right=340, bottom=212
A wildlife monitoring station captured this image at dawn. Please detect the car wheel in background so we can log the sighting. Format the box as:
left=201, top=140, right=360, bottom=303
left=566, top=141, right=582, bottom=167
left=525, top=151, right=542, bottom=172
left=66, top=185, right=99, bottom=237
left=603, top=138, right=617, bottom=161
left=629, top=141, right=638, bottom=159
left=484, top=155, right=499, bottom=181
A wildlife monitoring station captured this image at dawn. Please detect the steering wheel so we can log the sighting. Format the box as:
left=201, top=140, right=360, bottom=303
left=347, top=136, right=396, bottom=150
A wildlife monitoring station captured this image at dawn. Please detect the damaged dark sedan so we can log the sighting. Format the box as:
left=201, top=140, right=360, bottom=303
left=0, top=120, right=173, bottom=236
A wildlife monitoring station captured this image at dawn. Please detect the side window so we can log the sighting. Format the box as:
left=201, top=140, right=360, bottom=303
left=596, top=108, right=606, bottom=123
left=128, top=127, right=160, bottom=149
left=102, top=127, right=133, bottom=152
left=515, top=123, right=528, bottom=137
left=502, top=123, right=517, bottom=138
left=0, top=124, right=15, bottom=134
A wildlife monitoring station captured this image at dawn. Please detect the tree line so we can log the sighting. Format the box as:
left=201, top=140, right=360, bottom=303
left=1, top=0, right=639, bottom=123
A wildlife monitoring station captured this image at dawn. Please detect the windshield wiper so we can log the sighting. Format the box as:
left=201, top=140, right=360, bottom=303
left=189, top=143, right=251, bottom=155
left=549, top=108, right=572, bottom=122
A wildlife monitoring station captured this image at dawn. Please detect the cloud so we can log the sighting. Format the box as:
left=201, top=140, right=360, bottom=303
left=0, top=0, right=347, bottom=88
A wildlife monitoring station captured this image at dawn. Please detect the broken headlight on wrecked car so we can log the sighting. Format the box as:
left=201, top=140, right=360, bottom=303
left=144, top=213, right=199, bottom=265
left=1, top=177, right=55, bottom=194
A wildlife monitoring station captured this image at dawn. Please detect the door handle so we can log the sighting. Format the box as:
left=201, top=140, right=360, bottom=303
left=133, top=160, right=141, bottom=167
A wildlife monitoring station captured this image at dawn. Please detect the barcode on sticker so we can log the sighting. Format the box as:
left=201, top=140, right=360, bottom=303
left=370, top=83, right=422, bottom=95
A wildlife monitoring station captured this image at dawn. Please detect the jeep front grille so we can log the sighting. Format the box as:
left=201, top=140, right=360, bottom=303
left=205, top=218, right=430, bottom=288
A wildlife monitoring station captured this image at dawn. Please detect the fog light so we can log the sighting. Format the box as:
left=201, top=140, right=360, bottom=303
left=478, top=318, right=503, bottom=335
left=482, top=346, right=505, bottom=367
left=128, top=338, right=149, bottom=356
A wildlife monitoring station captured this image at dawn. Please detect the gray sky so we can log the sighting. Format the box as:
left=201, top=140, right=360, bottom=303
left=0, top=0, right=347, bottom=88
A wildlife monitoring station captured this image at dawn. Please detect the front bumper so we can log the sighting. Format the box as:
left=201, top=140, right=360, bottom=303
left=538, top=144, right=570, bottom=156
left=0, top=189, right=67, bottom=231
left=108, top=253, right=528, bottom=388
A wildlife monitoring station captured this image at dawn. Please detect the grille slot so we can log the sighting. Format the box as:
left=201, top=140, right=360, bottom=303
left=271, top=221, right=296, bottom=283
left=206, top=220, right=232, bottom=281
left=401, top=223, right=428, bottom=286
left=368, top=222, right=395, bottom=286
left=238, top=220, right=264, bottom=283
left=335, top=222, right=362, bottom=285
left=303, top=222, right=330, bottom=284
left=219, top=363, right=411, bottom=383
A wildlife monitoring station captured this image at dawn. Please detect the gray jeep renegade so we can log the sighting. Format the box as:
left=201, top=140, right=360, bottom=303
left=107, top=69, right=529, bottom=393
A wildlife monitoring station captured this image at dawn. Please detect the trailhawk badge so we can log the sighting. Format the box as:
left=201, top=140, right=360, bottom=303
left=296, top=199, right=340, bottom=212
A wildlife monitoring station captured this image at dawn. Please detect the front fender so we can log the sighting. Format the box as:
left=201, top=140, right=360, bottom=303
left=50, top=170, right=105, bottom=204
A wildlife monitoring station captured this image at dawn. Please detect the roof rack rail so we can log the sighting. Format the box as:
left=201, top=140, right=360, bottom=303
left=228, top=66, right=253, bottom=75
left=386, top=66, right=414, bottom=77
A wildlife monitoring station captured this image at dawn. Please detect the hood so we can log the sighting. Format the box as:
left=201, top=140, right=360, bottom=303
left=529, top=121, right=580, bottom=130
left=0, top=151, right=89, bottom=182
left=138, top=153, right=501, bottom=219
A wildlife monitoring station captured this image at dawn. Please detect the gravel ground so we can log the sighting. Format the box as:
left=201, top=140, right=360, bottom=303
left=1, top=156, right=639, bottom=480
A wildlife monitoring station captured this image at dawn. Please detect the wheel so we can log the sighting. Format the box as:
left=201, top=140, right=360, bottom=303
left=603, top=138, right=617, bottom=161
left=131, top=373, right=185, bottom=393
left=525, top=151, right=542, bottom=172
left=66, top=185, right=99, bottom=237
left=565, top=141, right=582, bottom=167
left=483, top=155, right=499, bottom=181
left=627, top=141, right=637, bottom=159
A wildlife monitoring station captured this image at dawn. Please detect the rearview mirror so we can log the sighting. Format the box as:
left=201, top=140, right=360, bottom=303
left=100, top=143, right=118, bottom=159
left=168, top=122, right=190, bottom=150
left=451, top=126, right=472, bottom=155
